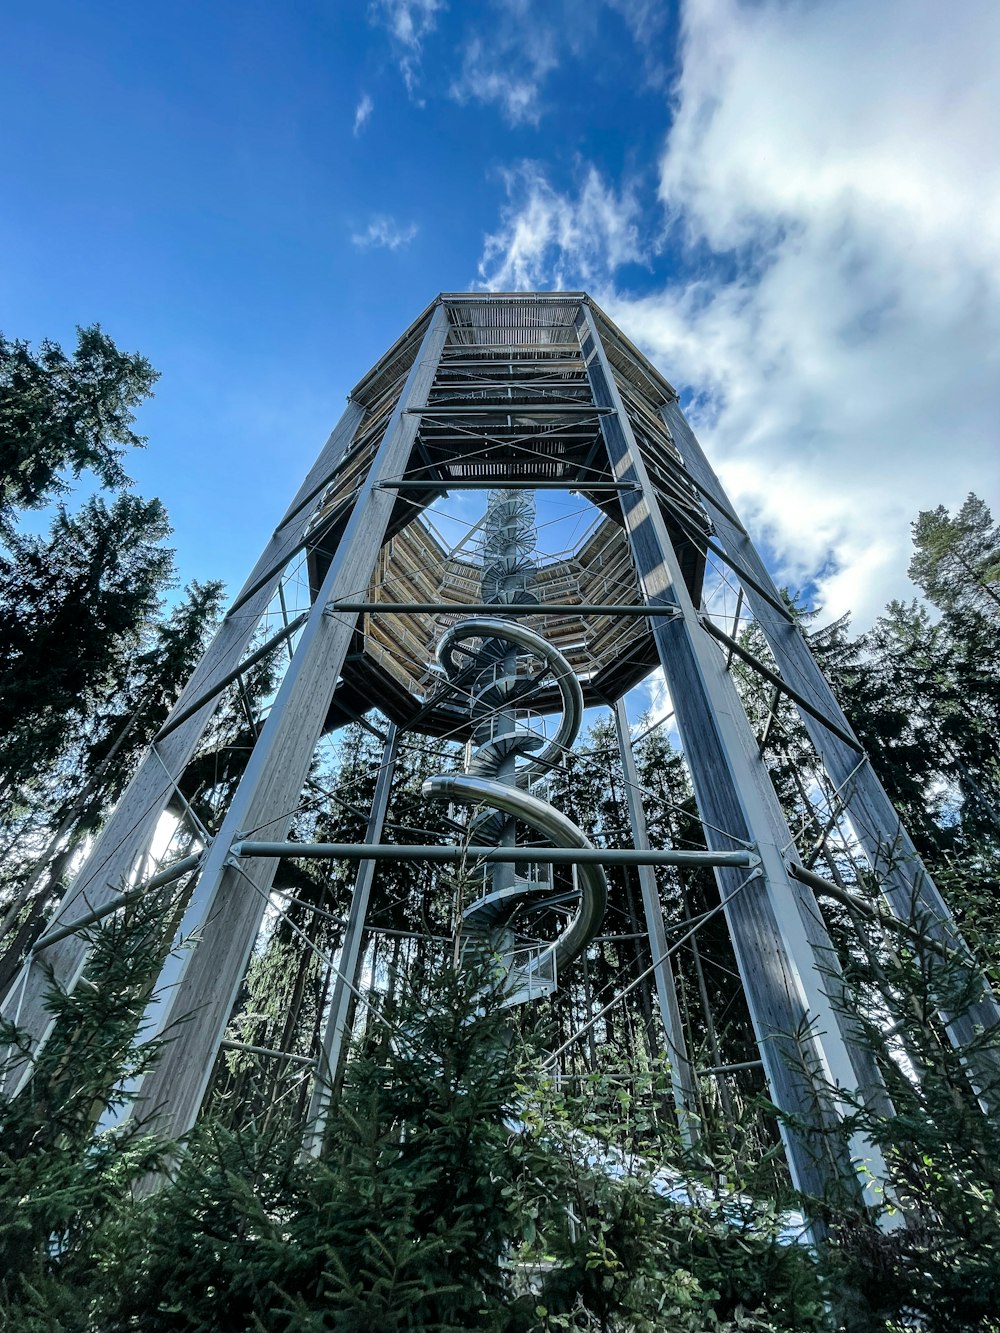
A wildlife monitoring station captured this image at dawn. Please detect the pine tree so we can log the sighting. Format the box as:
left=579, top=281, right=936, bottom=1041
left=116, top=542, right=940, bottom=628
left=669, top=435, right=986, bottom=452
left=0, top=324, right=157, bottom=538
left=0, top=494, right=174, bottom=811
left=818, top=906, right=1000, bottom=1331
left=0, top=321, right=180, bottom=977
left=0, top=888, right=180, bottom=1330
left=0, top=579, right=224, bottom=991
left=909, top=494, right=1000, bottom=623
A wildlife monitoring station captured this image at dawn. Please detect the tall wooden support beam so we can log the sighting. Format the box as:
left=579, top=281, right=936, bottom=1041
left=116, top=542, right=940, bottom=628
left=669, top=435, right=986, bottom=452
left=123, top=305, right=450, bottom=1141
left=660, top=403, right=1000, bottom=1085
left=613, top=698, right=699, bottom=1144
left=303, top=723, right=400, bottom=1157
left=0, top=396, right=367, bottom=1094
left=578, top=303, right=887, bottom=1203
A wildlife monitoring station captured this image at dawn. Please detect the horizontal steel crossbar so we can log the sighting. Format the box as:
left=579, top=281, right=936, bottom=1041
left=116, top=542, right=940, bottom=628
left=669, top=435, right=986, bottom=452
left=219, top=1039, right=316, bottom=1067
left=406, top=404, right=614, bottom=415
left=378, top=479, right=636, bottom=491
left=698, top=1059, right=765, bottom=1076
left=327, top=602, right=682, bottom=618
left=229, top=841, right=757, bottom=869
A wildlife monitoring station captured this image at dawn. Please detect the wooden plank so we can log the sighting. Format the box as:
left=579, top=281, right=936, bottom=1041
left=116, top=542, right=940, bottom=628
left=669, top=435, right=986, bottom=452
left=128, top=304, right=451, bottom=1143
left=579, top=302, right=887, bottom=1206
left=661, top=401, right=1000, bottom=1073
left=0, top=397, right=366, bottom=1093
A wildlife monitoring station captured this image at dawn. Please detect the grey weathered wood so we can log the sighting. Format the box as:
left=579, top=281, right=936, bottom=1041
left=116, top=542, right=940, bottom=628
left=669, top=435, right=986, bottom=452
left=613, top=698, right=699, bottom=1144
left=303, top=724, right=400, bottom=1157
left=128, top=304, right=451, bottom=1143
left=0, top=397, right=366, bottom=1094
left=579, top=301, right=888, bottom=1204
left=660, top=401, right=1000, bottom=1077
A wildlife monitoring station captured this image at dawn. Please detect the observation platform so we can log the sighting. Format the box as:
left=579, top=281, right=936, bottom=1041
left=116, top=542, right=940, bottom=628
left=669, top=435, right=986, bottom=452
left=304, top=293, right=711, bottom=738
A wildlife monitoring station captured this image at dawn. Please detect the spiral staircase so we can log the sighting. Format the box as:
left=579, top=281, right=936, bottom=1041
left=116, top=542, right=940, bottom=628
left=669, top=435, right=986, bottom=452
left=424, top=489, right=607, bottom=1005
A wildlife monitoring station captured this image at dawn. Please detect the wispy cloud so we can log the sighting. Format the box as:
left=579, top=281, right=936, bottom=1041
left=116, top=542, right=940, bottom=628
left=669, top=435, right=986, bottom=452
left=450, top=4, right=558, bottom=126
left=374, top=0, right=667, bottom=122
left=352, top=93, right=374, bottom=136
left=369, top=0, right=444, bottom=97
left=351, top=216, right=418, bottom=251
left=479, top=163, right=643, bottom=290
left=450, top=38, right=548, bottom=126
left=477, top=0, right=1000, bottom=629
left=602, top=0, right=674, bottom=85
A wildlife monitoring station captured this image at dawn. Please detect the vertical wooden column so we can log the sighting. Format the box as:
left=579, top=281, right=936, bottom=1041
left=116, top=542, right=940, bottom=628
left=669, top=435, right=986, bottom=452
left=303, top=723, right=400, bottom=1157
left=1, top=396, right=367, bottom=1094
left=613, top=698, right=699, bottom=1145
left=578, top=302, right=887, bottom=1204
left=660, top=401, right=1000, bottom=1077
left=126, top=304, right=451, bottom=1143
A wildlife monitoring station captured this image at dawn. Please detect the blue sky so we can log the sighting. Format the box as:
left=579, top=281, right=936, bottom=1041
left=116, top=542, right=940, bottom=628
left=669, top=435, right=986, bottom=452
left=3, top=0, right=998, bottom=627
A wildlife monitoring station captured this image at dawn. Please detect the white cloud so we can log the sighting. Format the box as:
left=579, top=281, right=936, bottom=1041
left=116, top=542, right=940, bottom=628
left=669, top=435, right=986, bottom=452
left=353, top=93, right=374, bottom=135
left=450, top=38, right=549, bottom=126
left=477, top=0, right=1000, bottom=628
left=369, top=0, right=443, bottom=96
left=351, top=216, right=418, bottom=250
left=602, top=0, right=673, bottom=85
left=450, top=4, right=558, bottom=126
left=375, top=0, right=667, bottom=123
left=479, top=163, right=644, bottom=290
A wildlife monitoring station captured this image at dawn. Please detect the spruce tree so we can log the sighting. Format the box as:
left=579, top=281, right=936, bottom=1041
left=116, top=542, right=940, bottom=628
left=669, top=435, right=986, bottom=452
left=0, top=579, right=224, bottom=990
left=0, top=493, right=174, bottom=810
left=0, top=324, right=157, bottom=537
left=909, top=494, right=1000, bottom=623
left=0, top=888, right=180, bottom=1330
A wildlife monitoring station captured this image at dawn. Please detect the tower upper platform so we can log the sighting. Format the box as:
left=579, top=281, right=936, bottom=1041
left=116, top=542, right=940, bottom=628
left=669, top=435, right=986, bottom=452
left=307, top=293, right=711, bottom=737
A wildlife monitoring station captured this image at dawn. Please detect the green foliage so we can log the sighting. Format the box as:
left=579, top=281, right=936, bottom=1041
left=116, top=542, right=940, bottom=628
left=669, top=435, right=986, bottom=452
left=0, top=324, right=158, bottom=536
left=1, top=947, right=831, bottom=1332
left=0, top=577, right=223, bottom=998
left=0, top=320, right=219, bottom=991
left=909, top=495, right=1000, bottom=623
left=0, top=895, right=178, bottom=1329
left=0, top=314, right=997, bottom=1333
left=0, top=493, right=174, bottom=803
left=81, top=578, right=227, bottom=792
left=88, top=958, right=540, bottom=1331
left=517, top=1073, right=826, bottom=1332
left=817, top=597, right=1000, bottom=867
left=818, top=902, right=1000, bottom=1332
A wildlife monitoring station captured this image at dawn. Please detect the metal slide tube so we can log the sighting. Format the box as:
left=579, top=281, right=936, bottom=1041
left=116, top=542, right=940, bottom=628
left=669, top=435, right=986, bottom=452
left=422, top=776, right=607, bottom=972
left=417, top=488, right=608, bottom=995
left=436, top=617, right=583, bottom=784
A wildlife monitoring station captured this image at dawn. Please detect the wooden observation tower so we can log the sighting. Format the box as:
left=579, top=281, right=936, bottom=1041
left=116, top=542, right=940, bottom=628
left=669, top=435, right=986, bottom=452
left=4, top=293, right=997, bottom=1208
